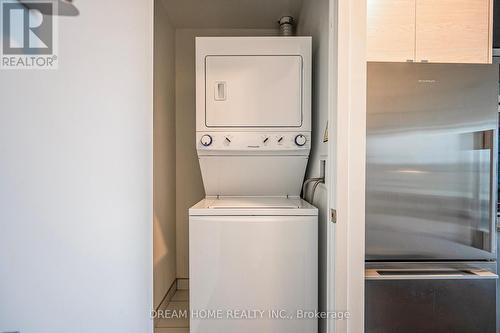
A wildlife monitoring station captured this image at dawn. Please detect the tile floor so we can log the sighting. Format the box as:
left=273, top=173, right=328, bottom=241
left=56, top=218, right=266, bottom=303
left=155, top=289, right=190, bottom=333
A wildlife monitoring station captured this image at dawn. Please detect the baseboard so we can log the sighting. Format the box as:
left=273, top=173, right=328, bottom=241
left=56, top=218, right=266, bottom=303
left=156, top=278, right=190, bottom=311
left=156, top=279, right=177, bottom=311
left=176, top=278, right=189, bottom=290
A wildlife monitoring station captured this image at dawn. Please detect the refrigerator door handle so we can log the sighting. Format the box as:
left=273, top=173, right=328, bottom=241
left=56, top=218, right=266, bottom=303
left=484, top=129, right=497, bottom=253
left=366, top=269, right=498, bottom=280
left=474, top=129, right=497, bottom=253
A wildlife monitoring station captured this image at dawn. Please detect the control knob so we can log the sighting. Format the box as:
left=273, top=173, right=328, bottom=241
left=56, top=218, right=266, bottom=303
left=295, top=134, right=307, bottom=146
left=200, top=134, right=213, bottom=147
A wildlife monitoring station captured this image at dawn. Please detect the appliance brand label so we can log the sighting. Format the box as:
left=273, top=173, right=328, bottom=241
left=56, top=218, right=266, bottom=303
left=418, top=79, right=437, bottom=83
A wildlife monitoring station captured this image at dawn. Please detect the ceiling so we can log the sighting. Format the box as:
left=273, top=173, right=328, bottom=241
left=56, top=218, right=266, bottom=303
left=159, top=0, right=304, bottom=29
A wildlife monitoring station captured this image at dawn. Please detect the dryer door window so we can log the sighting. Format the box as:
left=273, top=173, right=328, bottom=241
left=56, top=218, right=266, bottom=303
left=205, top=55, right=302, bottom=127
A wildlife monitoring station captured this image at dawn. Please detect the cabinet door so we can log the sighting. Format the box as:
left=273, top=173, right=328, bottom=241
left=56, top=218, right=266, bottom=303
left=416, top=0, right=492, bottom=64
left=367, top=0, right=416, bottom=62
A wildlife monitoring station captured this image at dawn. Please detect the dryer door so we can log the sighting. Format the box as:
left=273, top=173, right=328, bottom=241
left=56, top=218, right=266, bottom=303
left=205, top=55, right=303, bottom=127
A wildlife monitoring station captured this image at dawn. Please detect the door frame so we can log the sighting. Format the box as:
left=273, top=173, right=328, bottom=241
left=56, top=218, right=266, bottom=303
left=327, top=0, right=367, bottom=331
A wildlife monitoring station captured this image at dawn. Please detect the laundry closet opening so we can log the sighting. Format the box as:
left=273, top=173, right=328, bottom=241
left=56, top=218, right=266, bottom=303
left=153, top=1, right=331, bottom=332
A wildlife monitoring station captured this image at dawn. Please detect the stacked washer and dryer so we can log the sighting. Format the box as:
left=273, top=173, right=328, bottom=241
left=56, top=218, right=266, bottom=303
left=189, top=37, right=317, bottom=333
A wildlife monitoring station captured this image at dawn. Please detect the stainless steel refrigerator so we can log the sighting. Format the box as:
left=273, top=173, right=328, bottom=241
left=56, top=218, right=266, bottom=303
left=365, top=63, right=499, bottom=333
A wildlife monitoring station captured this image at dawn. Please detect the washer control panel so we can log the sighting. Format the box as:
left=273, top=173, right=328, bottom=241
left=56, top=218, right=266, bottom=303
left=197, top=132, right=311, bottom=151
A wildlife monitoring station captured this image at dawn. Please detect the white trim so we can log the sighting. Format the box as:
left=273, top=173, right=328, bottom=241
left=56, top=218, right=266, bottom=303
left=328, top=0, right=366, bottom=332
left=149, top=1, right=155, bottom=331
left=326, top=0, right=336, bottom=332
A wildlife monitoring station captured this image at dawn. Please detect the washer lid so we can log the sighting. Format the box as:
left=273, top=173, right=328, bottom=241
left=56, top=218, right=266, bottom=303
left=189, top=197, right=318, bottom=216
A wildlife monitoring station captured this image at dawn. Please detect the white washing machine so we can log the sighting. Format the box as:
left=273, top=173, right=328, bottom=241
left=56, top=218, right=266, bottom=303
left=190, top=37, right=317, bottom=333
left=189, top=197, right=317, bottom=333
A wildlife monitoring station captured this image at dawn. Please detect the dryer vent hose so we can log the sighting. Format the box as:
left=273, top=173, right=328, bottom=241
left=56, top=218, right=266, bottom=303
left=279, top=16, right=295, bottom=36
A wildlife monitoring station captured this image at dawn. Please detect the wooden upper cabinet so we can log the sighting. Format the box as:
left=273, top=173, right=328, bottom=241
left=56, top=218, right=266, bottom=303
left=367, top=0, right=493, bottom=63
left=416, top=0, right=492, bottom=64
left=367, top=0, right=416, bottom=62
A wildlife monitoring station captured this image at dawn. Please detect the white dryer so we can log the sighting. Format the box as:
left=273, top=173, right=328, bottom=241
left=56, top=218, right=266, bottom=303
left=190, top=37, right=317, bottom=333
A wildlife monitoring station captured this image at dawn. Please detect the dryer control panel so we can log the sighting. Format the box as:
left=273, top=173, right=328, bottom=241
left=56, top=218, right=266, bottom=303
left=196, top=132, right=311, bottom=153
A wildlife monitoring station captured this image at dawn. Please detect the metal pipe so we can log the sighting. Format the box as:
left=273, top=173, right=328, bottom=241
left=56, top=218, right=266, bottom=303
left=278, top=16, right=294, bottom=36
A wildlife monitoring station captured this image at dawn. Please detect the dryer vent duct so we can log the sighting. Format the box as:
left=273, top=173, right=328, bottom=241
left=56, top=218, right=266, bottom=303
left=278, top=16, right=295, bottom=36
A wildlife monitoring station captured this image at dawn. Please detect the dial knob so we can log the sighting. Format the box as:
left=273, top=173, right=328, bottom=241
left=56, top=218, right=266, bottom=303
left=200, top=134, right=213, bottom=147
left=295, top=134, right=307, bottom=146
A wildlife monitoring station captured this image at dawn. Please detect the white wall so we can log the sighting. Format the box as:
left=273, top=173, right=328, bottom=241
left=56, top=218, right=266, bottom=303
left=303, top=181, right=329, bottom=333
left=154, top=1, right=177, bottom=309
left=297, top=2, right=331, bottom=332
left=297, top=0, right=331, bottom=179
left=174, top=28, right=278, bottom=278
left=0, top=1, right=154, bottom=332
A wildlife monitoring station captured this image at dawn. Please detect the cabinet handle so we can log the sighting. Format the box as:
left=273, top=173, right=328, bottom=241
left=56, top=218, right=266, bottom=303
left=406, top=59, right=414, bottom=62
left=420, top=59, right=429, bottom=63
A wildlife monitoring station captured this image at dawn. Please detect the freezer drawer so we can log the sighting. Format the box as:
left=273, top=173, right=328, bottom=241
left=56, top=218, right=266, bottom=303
left=205, top=55, right=303, bottom=127
left=366, top=266, right=497, bottom=333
